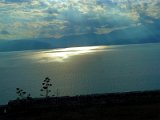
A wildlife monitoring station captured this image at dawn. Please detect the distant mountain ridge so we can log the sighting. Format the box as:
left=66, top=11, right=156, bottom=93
left=0, top=23, right=160, bottom=52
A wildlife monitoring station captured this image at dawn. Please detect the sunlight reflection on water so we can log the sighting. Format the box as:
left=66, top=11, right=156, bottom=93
left=31, top=46, right=111, bottom=62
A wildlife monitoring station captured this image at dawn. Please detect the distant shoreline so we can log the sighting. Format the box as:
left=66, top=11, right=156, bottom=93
left=0, top=41, right=160, bottom=53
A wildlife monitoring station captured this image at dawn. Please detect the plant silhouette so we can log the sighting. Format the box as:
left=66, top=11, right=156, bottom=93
left=40, top=77, right=53, bottom=98
left=16, top=88, right=31, bottom=99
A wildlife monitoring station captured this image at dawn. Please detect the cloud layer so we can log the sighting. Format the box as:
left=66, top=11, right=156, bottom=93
left=0, top=0, right=160, bottom=40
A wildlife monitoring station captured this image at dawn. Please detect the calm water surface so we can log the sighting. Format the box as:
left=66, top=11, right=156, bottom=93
left=0, top=43, right=160, bottom=104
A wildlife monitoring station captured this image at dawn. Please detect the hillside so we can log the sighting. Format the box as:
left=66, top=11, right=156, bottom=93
left=1, top=90, right=160, bottom=120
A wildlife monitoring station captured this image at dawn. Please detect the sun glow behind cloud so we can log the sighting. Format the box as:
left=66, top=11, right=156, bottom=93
left=0, top=0, right=160, bottom=40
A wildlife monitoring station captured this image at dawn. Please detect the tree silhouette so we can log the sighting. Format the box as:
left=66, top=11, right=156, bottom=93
left=16, top=88, right=31, bottom=99
left=40, top=77, right=53, bottom=98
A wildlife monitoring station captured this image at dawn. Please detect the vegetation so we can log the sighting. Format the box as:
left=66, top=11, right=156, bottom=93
left=40, top=77, right=54, bottom=98
left=16, top=77, right=54, bottom=99
left=16, top=88, right=31, bottom=99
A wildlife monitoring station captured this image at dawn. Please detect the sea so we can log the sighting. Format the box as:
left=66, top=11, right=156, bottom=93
left=0, top=43, right=160, bottom=105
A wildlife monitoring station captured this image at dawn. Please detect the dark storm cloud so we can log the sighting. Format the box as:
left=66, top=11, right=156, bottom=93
left=5, top=0, right=31, bottom=3
left=0, top=30, right=10, bottom=35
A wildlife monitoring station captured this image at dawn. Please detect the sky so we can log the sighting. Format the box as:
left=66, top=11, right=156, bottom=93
left=0, top=0, right=159, bottom=41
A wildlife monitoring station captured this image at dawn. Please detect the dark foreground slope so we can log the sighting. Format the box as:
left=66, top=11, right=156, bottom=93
left=1, top=91, right=160, bottom=120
